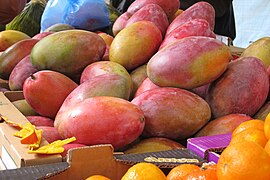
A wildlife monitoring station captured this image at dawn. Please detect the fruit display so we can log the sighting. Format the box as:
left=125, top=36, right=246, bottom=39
left=1, top=0, right=270, bottom=179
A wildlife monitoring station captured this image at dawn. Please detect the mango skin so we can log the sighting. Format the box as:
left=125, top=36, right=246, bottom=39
left=23, top=70, right=78, bottom=118
left=195, top=114, right=252, bottom=137
left=0, top=30, right=31, bottom=51
left=125, top=4, right=169, bottom=36
left=55, top=96, right=145, bottom=150
left=55, top=74, right=132, bottom=128
left=109, top=21, right=162, bottom=71
left=112, top=12, right=131, bottom=36
left=206, top=57, right=269, bottom=118
left=134, top=78, right=160, bottom=98
left=130, top=64, right=147, bottom=99
left=147, top=36, right=231, bottom=89
left=160, top=18, right=215, bottom=49
left=124, top=137, right=184, bottom=154
left=0, top=38, right=39, bottom=80
left=131, top=87, right=211, bottom=140
left=127, top=0, right=180, bottom=19
left=166, top=1, right=215, bottom=36
left=31, top=30, right=106, bottom=77
left=9, top=55, right=39, bottom=91
left=241, top=37, right=270, bottom=68
left=12, top=99, right=39, bottom=116
left=80, top=61, right=132, bottom=87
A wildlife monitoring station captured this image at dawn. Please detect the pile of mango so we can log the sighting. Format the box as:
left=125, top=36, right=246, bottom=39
left=0, top=0, right=269, bottom=156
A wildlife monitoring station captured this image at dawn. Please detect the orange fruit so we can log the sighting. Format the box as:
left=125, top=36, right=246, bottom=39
left=265, top=139, right=270, bottom=156
left=184, top=164, right=217, bottom=180
left=217, top=141, right=270, bottom=180
left=232, top=119, right=264, bottom=136
left=85, top=175, right=111, bottom=180
left=166, top=164, right=200, bottom=180
left=264, top=112, right=270, bottom=139
left=230, top=128, right=268, bottom=147
left=121, top=162, right=166, bottom=180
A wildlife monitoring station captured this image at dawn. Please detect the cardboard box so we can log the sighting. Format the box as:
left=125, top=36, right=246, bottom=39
left=0, top=145, right=205, bottom=179
left=0, top=91, right=62, bottom=169
left=187, top=133, right=232, bottom=163
left=216, top=34, right=232, bottom=46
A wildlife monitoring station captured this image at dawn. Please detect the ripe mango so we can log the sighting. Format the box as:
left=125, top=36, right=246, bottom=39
left=160, top=19, right=215, bottom=49
left=80, top=61, right=131, bottom=87
left=206, top=57, right=269, bottom=118
left=166, top=2, right=215, bottom=36
left=195, top=114, right=252, bottom=137
left=109, top=21, right=162, bottom=71
left=23, top=70, right=78, bottom=118
left=31, top=30, right=106, bottom=77
left=112, top=12, right=130, bottom=36
left=0, top=38, right=39, bottom=79
left=55, top=96, right=145, bottom=150
left=241, top=37, right=270, bottom=68
left=125, top=4, right=169, bottom=36
left=9, top=55, right=38, bottom=91
left=127, top=0, right=180, bottom=19
left=132, top=87, right=211, bottom=140
left=130, top=64, right=147, bottom=99
left=0, top=30, right=30, bottom=51
left=147, top=36, right=231, bottom=89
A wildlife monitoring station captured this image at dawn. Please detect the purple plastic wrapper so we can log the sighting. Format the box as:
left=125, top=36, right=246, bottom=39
left=187, top=133, right=232, bottom=163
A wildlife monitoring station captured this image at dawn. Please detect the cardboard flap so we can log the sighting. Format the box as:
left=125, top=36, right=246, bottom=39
left=0, top=162, right=69, bottom=180
left=114, top=148, right=205, bottom=168
left=47, top=144, right=130, bottom=180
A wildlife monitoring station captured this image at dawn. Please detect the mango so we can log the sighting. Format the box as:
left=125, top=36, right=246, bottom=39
left=80, top=61, right=131, bottom=87
left=0, top=38, right=39, bottom=79
left=241, top=37, right=270, bottom=68
left=166, top=2, right=215, bottom=36
left=32, top=32, right=54, bottom=40
left=131, top=87, right=211, bottom=140
left=195, top=114, right=252, bottom=137
left=160, top=19, right=215, bottom=49
left=9, top=55, right=39, bottom=91
left=62, top=74, right=131, bottom=109
left=97, top=32, right=114, bottom=46
left=31, top=30, right=106, bottom=77
left=127, top=0, right=180, bottom=19
left=23, top=70, right=78, bottom=118
left=109, top=21, right=162, bottom=71
left=125, top=4, right=169, bottom=36
left=130, top=64, right=147, bottom=99
left=12, top=99, right=39, bottom=116
left=55, top=74, right=132, bottom=128
left=26, top=116, right=54, bottom=127
left=191, top=83, right=210, bottom=99
left=206, top=57, right=269, bottom=118
left=55, top=96, right=145, bottom=150
left=124, top=137, right=184, bottom=154
left=134, top=78, right=160, bottom=98
left=44, top=23, right=74, bottom=32
left=0, top=30, right=31, bottom=51
left=147, top=36, right=231, bottom=89
left=169, top=9, right=184, bottom=23
left=112, top=12, right=131, bottom=36
left=36, top=126, right=63, bottom=143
